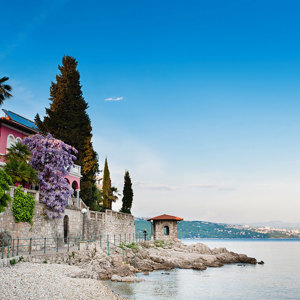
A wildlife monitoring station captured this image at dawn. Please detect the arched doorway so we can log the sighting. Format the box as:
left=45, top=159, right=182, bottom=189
left=63, top=215, right=69, bottom=243
left=72, top=180, right=78, bottom=196
left=163, top=226, right=169, bottom=236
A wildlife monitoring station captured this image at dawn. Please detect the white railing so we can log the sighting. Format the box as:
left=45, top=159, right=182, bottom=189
left=69, top=164, right=82, bottom=177
left=7, top=186, right=85, bottom=210
left=7, top=186, right=40, bottom=202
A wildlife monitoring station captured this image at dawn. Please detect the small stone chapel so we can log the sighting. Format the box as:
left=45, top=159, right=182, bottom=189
left=147, top=214, right=184, bottom=241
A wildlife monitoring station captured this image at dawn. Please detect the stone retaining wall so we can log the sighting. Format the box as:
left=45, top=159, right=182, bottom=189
left=0, top=197, right=135, bottom=242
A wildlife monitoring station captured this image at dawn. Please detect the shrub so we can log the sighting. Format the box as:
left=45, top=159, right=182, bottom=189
left=0, top=169, right=13, bottom=212
left=12, top=186, right=35, bottom=225
left=154, top=240, right=165, bottom=247
left=120, top=242, right=139, bottom=251
left=153, top=240, right=173, bottom=248
left=9, top=259, right=17, bottom=265
left=125, top=242, right=139, bottom=251
left=4, top=142, right=37, bottom=186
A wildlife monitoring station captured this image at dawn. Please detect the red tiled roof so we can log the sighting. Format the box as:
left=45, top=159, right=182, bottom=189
left=147, top=214, right=184, bottom=221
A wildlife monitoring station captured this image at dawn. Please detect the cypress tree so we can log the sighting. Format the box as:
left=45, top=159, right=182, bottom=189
left=102, top=158, right=111, bottom=210
left=101, top=158, right=119, bottom=210
left=36, top=55, right=99, bottom=207
left=120, top=171, right=133, bottom=214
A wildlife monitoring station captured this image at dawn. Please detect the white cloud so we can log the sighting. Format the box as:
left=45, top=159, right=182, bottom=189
left=104, top=97, right=124, bottom=101
left=134, top=181, right=234, bottom=191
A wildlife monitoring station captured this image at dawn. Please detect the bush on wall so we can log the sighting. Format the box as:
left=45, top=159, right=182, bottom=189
left=12, top=186, right=35, bottom=225
left=0, top=169, right=13, bottom=212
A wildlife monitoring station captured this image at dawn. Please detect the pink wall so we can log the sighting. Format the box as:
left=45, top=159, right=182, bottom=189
left=65, top=174, right=80, bottom=190
left=0, top=124, right=27, bottom=163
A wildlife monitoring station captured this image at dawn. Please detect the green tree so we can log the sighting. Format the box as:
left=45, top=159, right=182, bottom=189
left=120, top=171, right=134, bottom=214
left=102, top=158, right=118, bottom=210
left=90, top=183, right=103, bottom=211
left=35, top=56, right=99, bottom=207
left=34, top=114, right=47, bottom=134
left=0, top=76, right=12, bottom=106
left=4, top=142, right=37, bottom=186
left=0, top=169, right=13, bottom=212
left=12, top=186, right=35, bottom=225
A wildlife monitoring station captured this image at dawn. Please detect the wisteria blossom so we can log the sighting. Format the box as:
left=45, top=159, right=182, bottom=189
left=23, top=134, right=78, bottom=219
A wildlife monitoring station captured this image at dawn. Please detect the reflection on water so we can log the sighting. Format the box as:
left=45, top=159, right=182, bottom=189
left=107, top=239, right=300, bottom=300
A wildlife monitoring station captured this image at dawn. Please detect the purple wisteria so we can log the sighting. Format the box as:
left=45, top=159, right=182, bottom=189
left=23, top=134, right=78, bottom=219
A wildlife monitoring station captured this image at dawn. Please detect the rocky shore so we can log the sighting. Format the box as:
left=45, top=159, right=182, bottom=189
left=63, top=240, right=257, bottom=281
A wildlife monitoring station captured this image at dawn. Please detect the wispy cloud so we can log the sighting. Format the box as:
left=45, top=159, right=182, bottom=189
left=134, top=181, right=234, bottom=192
left=104, top=96, right=124, bottom=101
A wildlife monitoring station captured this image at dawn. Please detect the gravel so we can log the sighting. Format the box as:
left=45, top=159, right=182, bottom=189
left=0, top=262, right=127, bottom=300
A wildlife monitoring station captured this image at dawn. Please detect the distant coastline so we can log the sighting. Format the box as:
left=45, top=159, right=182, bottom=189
left=135, top=218, right=300, bottom=239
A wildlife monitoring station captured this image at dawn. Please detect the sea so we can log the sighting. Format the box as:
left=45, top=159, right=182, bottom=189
left=107, top=239, right=300, bottom=300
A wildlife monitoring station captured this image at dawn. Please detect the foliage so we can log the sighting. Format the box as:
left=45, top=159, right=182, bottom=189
left=23, top=133, right=77, bottom=219
left=102, top=158, right=118, bottom=210
left=9, top=259, right=17, bottom=265
left=89, top=184, right=103, bottom=211
left=154, top=240, right=166, bottom=247
left=0, top=169, right=13, bottom=213
left=120, top=170, right=133, bottom=214
left=120, top=242, right=139, bottom=251
left=0, top=76, right=12, bottom=106
left=4, top=142, right=38, bottom=185
left=34, top=114, right=47, bottom=135
left=12, top=186, right=35, bottom=224
left=152, top=240, right=173, bottom=248
left=102, top=158, right=111, bottom=209
left=35, top=55, right=99, bottom=208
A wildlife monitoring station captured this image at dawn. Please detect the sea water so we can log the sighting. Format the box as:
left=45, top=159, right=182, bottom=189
left=107, top=239, right=300, bottom=299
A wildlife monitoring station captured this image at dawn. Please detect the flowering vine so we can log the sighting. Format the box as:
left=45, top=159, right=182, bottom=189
left=23, top=134, right=77, bottom=219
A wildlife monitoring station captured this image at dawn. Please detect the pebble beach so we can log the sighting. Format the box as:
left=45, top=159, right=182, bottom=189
left=0, top=262, right=127, bottom=300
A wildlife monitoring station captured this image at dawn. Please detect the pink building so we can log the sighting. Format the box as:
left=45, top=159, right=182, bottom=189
left=0, top=109, right=81, bottom=203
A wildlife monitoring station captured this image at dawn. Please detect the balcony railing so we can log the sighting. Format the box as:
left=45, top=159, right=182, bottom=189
left=69, top=164, right=82, bottom=177
left=6, top=186, right=85, bottom=210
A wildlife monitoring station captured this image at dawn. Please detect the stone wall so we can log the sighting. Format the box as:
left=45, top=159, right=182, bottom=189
left=0, top=200, right=82, bottom=247
left=153, top=220, right=178, bottom=241
left=0, top=189, right=135, bottom=245
left=86, top=210, right=135, bottom=243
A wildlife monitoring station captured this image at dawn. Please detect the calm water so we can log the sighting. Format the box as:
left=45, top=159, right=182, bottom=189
left=107, top=239, right=300, bottom=300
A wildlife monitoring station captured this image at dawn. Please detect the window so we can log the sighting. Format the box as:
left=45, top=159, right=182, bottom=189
left=6, top=134, right=15, bottom=152
left=163, top=226, right=169, bottom=236
left=16, top=137, right=22, bottom=143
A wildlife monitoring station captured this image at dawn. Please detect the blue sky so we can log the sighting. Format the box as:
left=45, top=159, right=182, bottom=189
left=2, top=0, right=300, bottom=223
